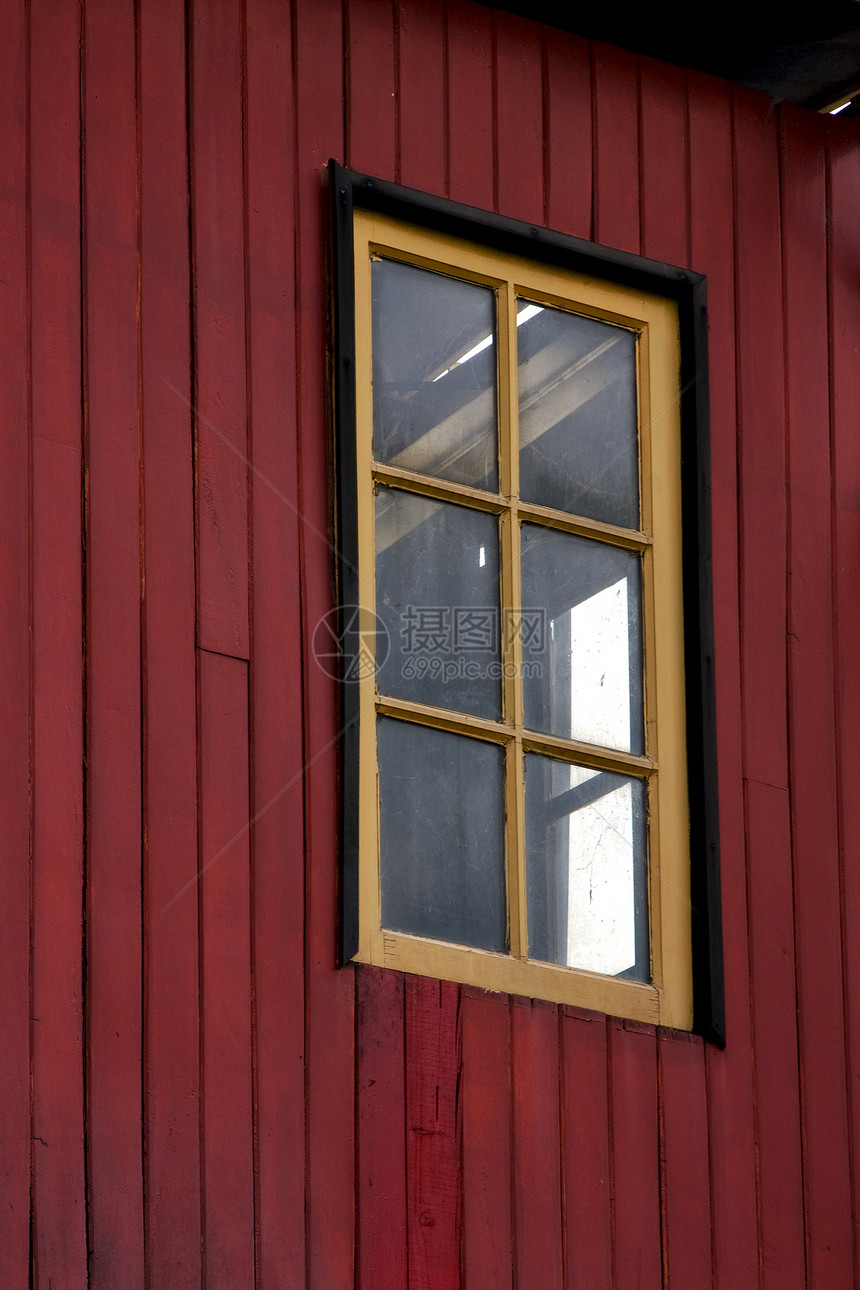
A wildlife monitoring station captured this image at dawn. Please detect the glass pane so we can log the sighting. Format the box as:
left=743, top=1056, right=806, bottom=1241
left=378, top=718, right=507, bottom=951
left=525, top=753, right=648, bottom=979
left=521, top=524, right=644, bottom=754
left=517, top=302, right=639, bottom=528
left=375, top=487, right=502, bottom=719
left=372, top=258, right=498, bottom=491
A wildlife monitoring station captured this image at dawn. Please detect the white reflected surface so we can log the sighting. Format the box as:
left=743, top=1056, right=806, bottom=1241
left=567, top=576, right=631, bottom=750
left=522, top=525, right=644, bottom=753
left=525, top=753, right=646, bottom=979
left=565, top=769, right=636, bottom=975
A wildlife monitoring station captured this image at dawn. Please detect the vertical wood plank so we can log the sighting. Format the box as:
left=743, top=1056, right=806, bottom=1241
left=592, top=42, right=640, bottom=254
left=446, top=0, right=494, bottom=209
left=192, top=16, right=255, bottom=1287
left=139, top=0, right=202, bottom=1280
left=83, top=1, right=145, bottom=1282
left=687, top=69, right=760, bottom=1289
left=734, top=87, right=805, bottom=1290
left=592, top=38, right=659, bottom=1290
left=190, top=0, right=249, bottom=660
left=745, top=781, right=805, bottom=1288
left=294, top=2, right=355, bottom=1287
left=461, top=988, right=513, bottom=1290
left=610, top=1021, right=662, bottom=1290
left=29, top=0, right=88, bottom=1282
left=781, top=103, right=853, bottom=1290
left=659, top=1031, right=712, bottom=1290
left=405, top=977, right=461, bottom=1290
left=511, top=998, right=563, bottom=1290
left=493, top=9, right=544, bottom=224
left=734, top=88, right=789, bottom=791
left=244, top=0, right=307, bottom=1283
left=346, top=0, right=396, bottom=177
left=199, top=650, right=254, bottom=1290
left=639, top=58, right=688, bottom=266
left=827, top=113, right=860, bottom=1290
left=352, top=12, right=410, bottom=1281
left=639, top=57, right=712, bottom=1290
left=397, top=0, right=446, bottom=193
left=357, top=967, right=408, bottom=1290
left=543, top=29, right=592, bottom=239
left=0, top=2, right=32, bottom=1284
left=560, top=1009, right=612, bottom=1290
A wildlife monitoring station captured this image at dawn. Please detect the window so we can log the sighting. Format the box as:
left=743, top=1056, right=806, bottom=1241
left=331, top=166, right=723, bottom=1039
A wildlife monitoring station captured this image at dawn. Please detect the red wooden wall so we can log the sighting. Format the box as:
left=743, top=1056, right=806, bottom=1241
left=1, top=1, right=859, bottom=1286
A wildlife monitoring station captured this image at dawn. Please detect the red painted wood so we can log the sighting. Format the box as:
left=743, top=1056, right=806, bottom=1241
left=639, top=61, right=714, bottom=1290
left=357, top=967, right=408, bottom=1290
left=139, top=0, right=202, bottom=1283
left=639, top=57, right=688, bottom=266
left=199, top=651, right=254, bottom=1290
left=610, top=1021, right=662, bottom=1290
left=734, top=88, right=805, bottom=1290
left=543, top=30, right=592, bottom=239
left=405, top=977, right=461, bottom=1290
left=397, top=0, right=446, bottom=193
left=687, top=70, right=760, bottom=1289
left=511, top=998, right=563, bottom=1290
left=781, top=103, right=853, bottom=1289
left=83, top=3, right=145, bottom=1282
left=14, top=8, right=860, bottom=1286
left=346, top=0, right=396, bottom=177
left=29, top=0, right=88, bottom=1282
left=827, top=114, right=860, bottom=1290
left=493, top=10, right=544, bottom=224
left=593, top=39, right=660, bottom=1290
left=461, top=988, right=513, bottom=1290
left=191, top=0, right=249, bottom=660
left=592, top=42, right=640, bottom=254
left=244, top=0, right=308, bottom=1282
left=734, top=89, right=789, bottom=791
left=294, top=3, right=355, bottom=1287
left=745, top=781, right=805, bottom=1288
left=659, top=1031, right=712, bottom=1290
left=350, top=18, right=410, bottom=1279
left=446, top=0, right=494, bottom=208
left=0, top=3, right=32, bottom=1284
left=560, top=1008, right=612, bottom=1290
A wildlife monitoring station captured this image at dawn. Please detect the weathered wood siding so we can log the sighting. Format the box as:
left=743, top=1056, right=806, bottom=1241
left=1, top=1, right=858, bottom=1286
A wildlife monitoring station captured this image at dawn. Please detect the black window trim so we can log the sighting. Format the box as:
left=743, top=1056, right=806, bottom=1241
left=328, top=159, right=724, bottom=1045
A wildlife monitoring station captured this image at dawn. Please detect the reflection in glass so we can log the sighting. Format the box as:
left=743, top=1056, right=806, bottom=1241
left=378, top=718, right=507, bottom=951
left=372, top=258, right=498, bottom=490
left=521, top=524, right=644, bottom=752
left=375, top=487, right=501, bottom=719
left=517, top=302, right=639, bottom=527
left=525, top=753, right=648, bottom=979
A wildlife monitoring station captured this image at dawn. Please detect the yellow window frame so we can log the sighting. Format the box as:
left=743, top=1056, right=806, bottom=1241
left=349, top=208, right=692, bottom=1031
